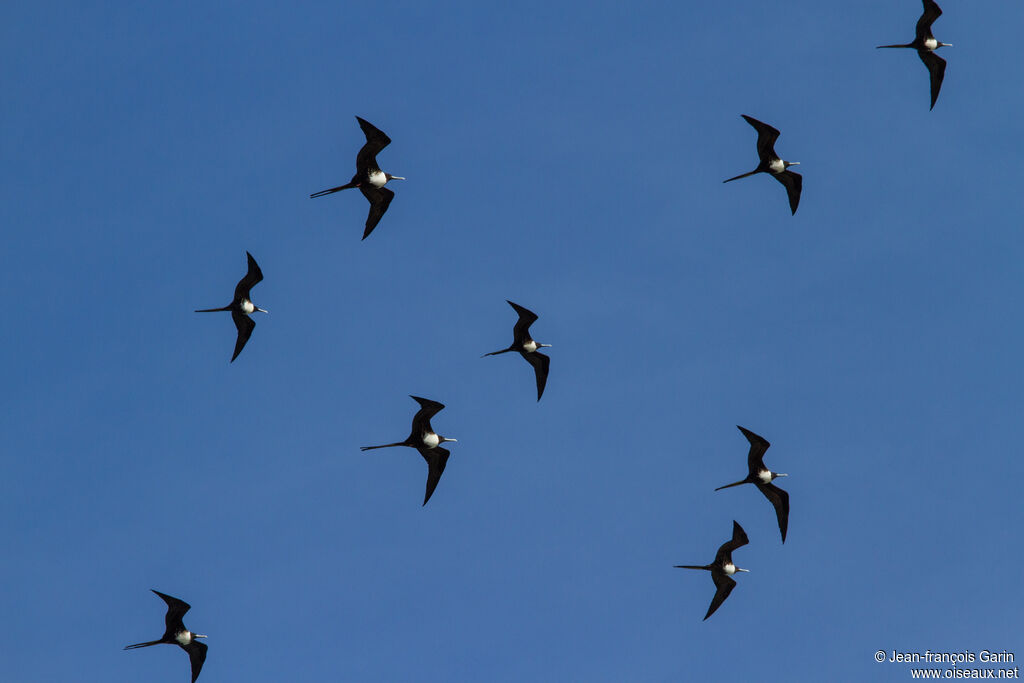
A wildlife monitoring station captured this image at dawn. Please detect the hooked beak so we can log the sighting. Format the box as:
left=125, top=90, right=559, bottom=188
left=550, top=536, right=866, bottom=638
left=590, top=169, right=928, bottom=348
left=776, top=473, right=788, bottom=477
left=788, top=161, right=800, bottom=166
left=539, top=344, right=552, bottom=348
left=194, top=634, right=207, bottom=639
left=736, top=568, right=750, bottom=573
left=256, top=307, right=268, bottom=314
left=390, top=175, right=406, bottom=180
left=442, top=437, right=457, bottom=443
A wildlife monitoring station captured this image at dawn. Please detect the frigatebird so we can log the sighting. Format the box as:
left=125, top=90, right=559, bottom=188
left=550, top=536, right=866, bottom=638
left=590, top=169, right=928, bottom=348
left=877, top=0, right=952, bottom=110
left=124, top=590, right=207, bottom=683
left=675, top=520, right=750, bottom=621
left=715, top=426, right=789, bottom=543
left=724, top=115, right=802, bottom=215
left=195, top=251, right=267, bottom=362
left=361, top=396, right=457, bottom=505
left=482, top=300, right=552, bottom=401
left=310, top=116, right=405, bottom=240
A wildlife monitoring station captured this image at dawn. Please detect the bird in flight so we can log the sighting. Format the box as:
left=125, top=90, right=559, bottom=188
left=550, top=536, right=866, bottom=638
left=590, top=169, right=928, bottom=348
left=724, top=115, right=802, bottom=215
left=482, top=300, right=552, bottom=401
left=311, top=116, right=405, bottom=240
left=715, top=426, right=790, bottom=543
left=675, top=520, right=751, bottom=620
left=195, top=251, right=267, bottom=362
left=877, top=0, right=952, bottom=110
left=124, top=590, right=208, bottom=682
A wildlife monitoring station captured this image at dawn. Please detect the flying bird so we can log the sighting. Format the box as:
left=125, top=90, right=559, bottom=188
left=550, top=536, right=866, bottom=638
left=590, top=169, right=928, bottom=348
left=482, top=300, right=552, bottom=401
left=310, top=116, right=405, bottom=240
left=715, top=426, right=789, bottom=543
left=877, top=0, right=952, bottom=110
left=195, top=251, right=267, bottom=362
left=675, top=520, right=751, bottom=621
left=724, top=115, right=802, bottom=215
left=124, top=590, right=207, bottom=683
left=361, top=396, right=457, bottom=505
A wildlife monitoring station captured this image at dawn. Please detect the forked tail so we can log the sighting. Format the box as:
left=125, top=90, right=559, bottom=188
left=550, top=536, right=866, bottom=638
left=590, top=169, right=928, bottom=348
left=124, top=639, right=162, bottom=650
left=360, top=442, right=406, bottom=451
left=723, top=169, right=760, bottom=183
left=673, top=565, right=710, bottom=570
left=310, top=182, right=357, bottom=198
left=481, top=348, right=513, bottom=358
left=714, top=479, right=748, bottom=491
left=194, top=306, right=231, bottom=312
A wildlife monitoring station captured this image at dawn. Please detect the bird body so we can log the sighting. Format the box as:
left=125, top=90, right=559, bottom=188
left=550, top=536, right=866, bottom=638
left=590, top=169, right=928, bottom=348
left=125, top=590, right=208, bottom=683
left=877, top=0, right=951, bottom=109
left=724, top=115, right=802, bottom=215
left=715, top=426, right=790, bottom=543
left=675, top=521, right=751, bottom=620
left=310, top=116, right=405, bottom=239
left=361, top=396, right=457, bottom=505
left=194, top=251, right=267, bottom=362
left=483, top=300, right=552, bottom=401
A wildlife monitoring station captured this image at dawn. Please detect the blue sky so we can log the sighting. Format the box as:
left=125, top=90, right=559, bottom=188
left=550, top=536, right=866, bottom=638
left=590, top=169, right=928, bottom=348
left=2, top=1, right=1022, bottom=681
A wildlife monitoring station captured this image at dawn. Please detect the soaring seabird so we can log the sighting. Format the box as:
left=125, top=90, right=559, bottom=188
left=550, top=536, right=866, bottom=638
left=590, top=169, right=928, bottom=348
left=361, top=396, right=457, bottom=505
left=877, top=0, right=952, bottom=110
left=124, top=590, right=207, bottom=683
left=675, top=521, right=750, bottom=621
left=195, top=251, right=267, bottom=362
left=724, top=115, right=802, bottom=215
left=482, top=300, right=552, bottom=401
left=715, top=426, right=789, bottom=543
left=310, top=116, right=405, bottom=240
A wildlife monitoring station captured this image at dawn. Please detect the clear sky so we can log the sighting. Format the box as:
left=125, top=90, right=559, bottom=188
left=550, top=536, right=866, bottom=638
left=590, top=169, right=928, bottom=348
left=2, top=2, right=1022, bottom=681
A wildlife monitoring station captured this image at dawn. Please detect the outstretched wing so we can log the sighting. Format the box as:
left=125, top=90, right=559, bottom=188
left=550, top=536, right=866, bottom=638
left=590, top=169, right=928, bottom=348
left=918, top=49, right=946, bottom=110
left=419, top=446, right=450, bottom=506
left=757, top=482, right=790, bottom=543
left=230, top=311, right=256, bottom=362
left=741, top=115, right=781, bottom=163
left=736, top=426, right=771, bottom=475
left=359, top=186, right=395, bottom=240
left=773, top=170, right=802, bottom=215
left=152, top=590, right=191, bottom=634
left=409, top=395, right=445, bottom=435
left=506, top=300, right=539, bottom=342
left=916, top=0, right=942, bottom=41
left=182, top=640, right=208, bottom=683
left=234, top=252, right=263, bottom=301
left=522, top=351, right=550, bottom=401
left=714, top=520, right=749, bottom=567
left=355, top=116, right=392, bottom=172
left=705, top=571, right=737, bottom=621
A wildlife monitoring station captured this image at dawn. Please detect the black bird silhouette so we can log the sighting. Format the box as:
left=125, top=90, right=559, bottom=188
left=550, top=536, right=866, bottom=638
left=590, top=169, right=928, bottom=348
left=724, top=115, right=802, bottom=215
left=482, top=300, right=552, bottom=401
left=715, top=426, right=790, bottom=543
left=877, top=0, right=952, bottom=110
left=195, top=251, right=267, bottom=362
left=361, top=396, right=457, bottom=505
left=310, top=116, right=405, bottom=240
left=125, top=590, right=207, bottom=683
left=675, top=521, right=751, bottom=621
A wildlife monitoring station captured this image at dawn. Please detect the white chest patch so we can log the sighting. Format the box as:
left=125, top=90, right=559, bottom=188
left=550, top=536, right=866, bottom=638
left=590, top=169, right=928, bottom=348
left=758, top=470, right=773, bottom=484
left=723, top=563, right=737, bottom=576
left=422, top=432, right=440, bottom=449
left=368, top=169, right=388, bottom=188
left=769, top=158, right=786, bottom=174
left=522, top=340, right=538, bottom=353
left=240, top=300, right=255, bottom=315
left=175, top=631, right=192, bottom=646
left=924, top=37, right=938, bottom=50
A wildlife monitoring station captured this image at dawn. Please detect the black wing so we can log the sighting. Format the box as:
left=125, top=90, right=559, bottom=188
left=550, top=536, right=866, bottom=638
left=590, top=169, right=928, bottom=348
left=773, top=170, right=802, bottom=215
left=713, top=520, right=749, bottom=567
left=419, top=446, right=450, bottom=506
left=757, top=482, right=790, bottom=543
left=507, top=300, right=539, bottom=342
left=409, top=395, right=445, bottom=434
left=918, top=49, right=946, bottom=110
left=737, top=426, right=771, bottom=476
left=916, top=0, right=942, bottom=41
left=704, top=571, right=737, bottom=621
left=741, top=115, right=781, bottom=163
left=359, top=185, right=395, bottom=240
left=522, top=351, right=550, bottom=401
left=182, top=640, right=208, bottom=683
left=152, top=590, right=191, bottom=635
left=230, top=311, right=255, bottom=362
left=355, top=116, right=392, bottom=173
left=234, top=252, right=263, bottom=302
